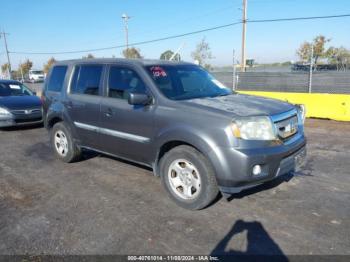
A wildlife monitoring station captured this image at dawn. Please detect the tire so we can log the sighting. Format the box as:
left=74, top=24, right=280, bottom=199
left=50, top=122, right=81, bottom=163
left=159, top=145, right=219, bottom=210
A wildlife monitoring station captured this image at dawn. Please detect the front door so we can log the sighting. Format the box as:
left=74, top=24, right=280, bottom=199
left=99, top=65, right=155, bottom=164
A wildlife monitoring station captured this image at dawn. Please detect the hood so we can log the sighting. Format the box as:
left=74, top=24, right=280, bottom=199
left=183, top=93, right=295, bottom=117
left=0, top=95, right=42, bottom=110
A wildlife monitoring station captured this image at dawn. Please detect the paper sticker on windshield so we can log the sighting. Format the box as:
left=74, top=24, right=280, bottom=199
left=150, top=66, right=167, bottom=78
left=212, top=79, right=227, bottom=89
left=9, top=85, right=21, bottom=90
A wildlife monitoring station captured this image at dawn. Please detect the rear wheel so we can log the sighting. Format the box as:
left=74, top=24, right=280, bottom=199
left=159, top=145, right=219, bottom=210
left=50, top=122, right=81, bottom=163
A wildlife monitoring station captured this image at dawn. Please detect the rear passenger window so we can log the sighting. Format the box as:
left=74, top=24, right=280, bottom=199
left=47, top=66, right=67, bottom=92
left=70, top=65, right=103, bottom=96
left=108, top=66, right=146, bottom=99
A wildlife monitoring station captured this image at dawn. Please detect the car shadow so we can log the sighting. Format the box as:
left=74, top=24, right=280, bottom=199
left=225, top=173, right=294, bottom=201
left=80, top=149, right=153, bottom=172
left=225, top=161, right=314, bottom=201
left=211, top=219, right=288, bottom=260
left=78, top=150, right=305, bottom=207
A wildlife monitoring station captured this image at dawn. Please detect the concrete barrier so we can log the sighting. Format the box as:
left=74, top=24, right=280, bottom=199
left=238, top=91, right=350, bottom=122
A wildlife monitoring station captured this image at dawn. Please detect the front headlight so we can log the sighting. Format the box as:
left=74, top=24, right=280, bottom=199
left=0, top=107, right=12, bottom=118
left=231, top=116, right=276, bottom=140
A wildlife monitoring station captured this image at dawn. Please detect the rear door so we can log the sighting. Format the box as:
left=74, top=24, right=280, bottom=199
left=66, top=64, right=104, bottom=148
left=98, top=64, right=156, bottom=164
left=43, top=65, right=69, bottom=123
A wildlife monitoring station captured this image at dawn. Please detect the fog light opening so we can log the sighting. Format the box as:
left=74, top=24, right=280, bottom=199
left=252, top=165, right=262, bottom=176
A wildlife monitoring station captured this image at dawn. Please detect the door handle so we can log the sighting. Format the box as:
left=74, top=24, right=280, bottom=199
left=104, top=108, right=114, bottom=117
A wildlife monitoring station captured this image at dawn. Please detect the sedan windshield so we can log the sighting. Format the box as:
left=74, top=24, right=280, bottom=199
left=31, top=71, right=44, bottom=75
left=0, top=83, right=33, bottom=97
left=145, top=65, right=232, bottom=100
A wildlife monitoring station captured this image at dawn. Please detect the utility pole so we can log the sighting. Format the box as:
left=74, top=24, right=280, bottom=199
left=0, top=31, right=12, bottom=79
left=241, top=0, right=247, bottom=72
left=308, top=44, right=314, bottom=93
left=121, top=13, right=130, bottom=53
left=232, top=49, right=236, bottom=90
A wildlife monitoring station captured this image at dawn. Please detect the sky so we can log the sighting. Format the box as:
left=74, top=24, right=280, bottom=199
left=0, top=0, right=349, bottom=69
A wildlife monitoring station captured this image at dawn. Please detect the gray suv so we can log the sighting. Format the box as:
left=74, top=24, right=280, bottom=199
left=42, top=59, right=306, bottom=210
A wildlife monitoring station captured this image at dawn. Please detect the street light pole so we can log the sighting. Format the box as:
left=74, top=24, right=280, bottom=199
left=241, top=0, right=247, bottom=72
left=121, top=13, right=130, bottom=52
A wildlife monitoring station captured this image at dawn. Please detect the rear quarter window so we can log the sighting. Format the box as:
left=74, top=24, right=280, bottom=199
left=47, top=66, right=68, bottom=92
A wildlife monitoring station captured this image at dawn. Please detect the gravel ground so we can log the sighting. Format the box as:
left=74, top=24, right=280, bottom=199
left=0, top=119, right=349, bottom=256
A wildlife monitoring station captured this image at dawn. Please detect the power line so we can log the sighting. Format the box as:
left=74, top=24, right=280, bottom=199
left=8, top=13, right=350, bottom=55
left=248, top=14, right=350, bottom=23
left=10, top=22, right=242, bottom=55
left=128, top=4, right=238, bottom=40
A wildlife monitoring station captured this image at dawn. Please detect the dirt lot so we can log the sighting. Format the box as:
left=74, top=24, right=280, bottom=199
left=0, top=119, right=349, bottom=256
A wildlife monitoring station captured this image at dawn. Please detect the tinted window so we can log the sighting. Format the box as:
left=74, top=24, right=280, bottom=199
left=145, top=65, right=232, bottom=100
left=108, top=67, right=146, bottom=99
left=71, top=65, right=103, bottom=96
left=47, top=66, right=67, bottom=92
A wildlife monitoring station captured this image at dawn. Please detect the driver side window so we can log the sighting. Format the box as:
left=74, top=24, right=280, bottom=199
left=108, top=66, right=146, bottom=100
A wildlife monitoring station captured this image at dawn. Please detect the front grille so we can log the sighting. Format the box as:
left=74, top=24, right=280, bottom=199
left=275, top=115, right=298, bottom=139
left=271, top=110, right=299, bottom=140
left=11, top=108, right=42, bottom=115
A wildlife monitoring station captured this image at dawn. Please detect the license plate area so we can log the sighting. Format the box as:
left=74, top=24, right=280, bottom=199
left=277, top=147, right=306, bottom=176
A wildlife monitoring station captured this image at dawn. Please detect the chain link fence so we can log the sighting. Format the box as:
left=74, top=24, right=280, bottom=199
left=213, top=70, right=350, bottom=94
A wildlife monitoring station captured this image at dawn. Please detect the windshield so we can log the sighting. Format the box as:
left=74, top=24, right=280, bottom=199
left=0, top=83, right=34, bottom=97
left=145, top=65, right=232, bottom=100
left=31, top=71, right=44, bottom=75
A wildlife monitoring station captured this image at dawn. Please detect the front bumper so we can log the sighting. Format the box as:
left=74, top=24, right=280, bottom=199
left=0, top=114, right=43, bottom=127
left=209, top=134, right=307, bottom=194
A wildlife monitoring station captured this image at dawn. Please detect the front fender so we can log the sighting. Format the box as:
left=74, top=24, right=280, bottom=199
left=155, top=124, right=218, bottom=155
left=153, top=124, right=227, bottom=178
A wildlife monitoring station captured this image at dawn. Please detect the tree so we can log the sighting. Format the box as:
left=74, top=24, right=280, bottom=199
left=297, top=35, right=330, bottom=64
left=82, top=53, right=95, bottom=59
left=160, top=50, right=181, bottom=61
left=191, top=38, right=213, bottom=70
left=122, top=47, right=142, bottom=59
left=43, top=57, right=57, bottom=74
left=19, top=59, right=33, bottom=76
left=327, top=46, right=350, bottom=70
left=1, top=63, right=10, bottom=75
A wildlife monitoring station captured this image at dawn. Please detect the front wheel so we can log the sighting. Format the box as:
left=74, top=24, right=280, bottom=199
left=50, top=122, right=81, bottom=163
left=159, top=145, right=219, bottom=210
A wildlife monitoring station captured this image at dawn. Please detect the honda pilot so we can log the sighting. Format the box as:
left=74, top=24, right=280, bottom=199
left=42, top=59, right=306, bottom=210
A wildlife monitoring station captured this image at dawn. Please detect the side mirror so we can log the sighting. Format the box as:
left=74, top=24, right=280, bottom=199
left=128, top=92, right=152, bottom=106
